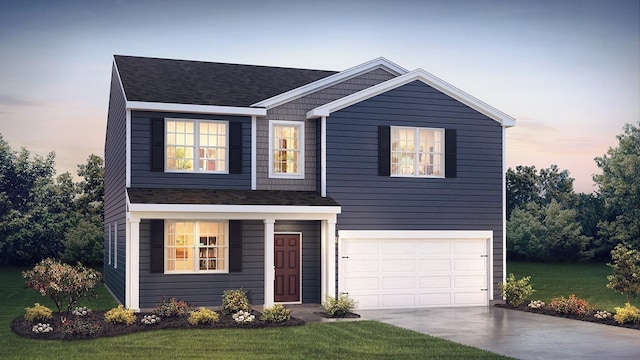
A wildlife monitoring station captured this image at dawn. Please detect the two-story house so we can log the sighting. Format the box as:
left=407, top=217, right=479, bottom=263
left=104, top=55, right=515, bottom=311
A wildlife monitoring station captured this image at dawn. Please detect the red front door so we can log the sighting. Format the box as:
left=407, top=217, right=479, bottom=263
left=274, top=234, right=300, bottom=302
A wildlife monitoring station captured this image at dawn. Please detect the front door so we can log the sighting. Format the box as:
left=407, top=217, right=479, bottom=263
left=274, top=234, right=301, bottom=302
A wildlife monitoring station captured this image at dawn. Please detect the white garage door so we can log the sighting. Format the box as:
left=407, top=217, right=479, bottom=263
left=339, top=231, right=491, bottom=309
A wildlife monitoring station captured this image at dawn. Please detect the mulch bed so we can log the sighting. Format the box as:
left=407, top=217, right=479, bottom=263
left=12, top=310, right=305, bottom=340
left=314, top=312, right=360, bottom=319
left=495, top=303, right=640, bottom=330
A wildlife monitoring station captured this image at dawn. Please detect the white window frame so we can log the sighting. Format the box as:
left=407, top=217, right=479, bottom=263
left=391, top=126, right=445, bottom=178
left=164, top=221, right=229, bottom=274
left=268, top=120, right=305, bottom=179
left=165, top=118, right=229, bottom=174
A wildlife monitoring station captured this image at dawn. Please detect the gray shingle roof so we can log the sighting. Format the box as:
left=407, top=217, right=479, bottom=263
left=127, top=188, right=340, bottom=207
left=114, top=55, right=337, bottom=107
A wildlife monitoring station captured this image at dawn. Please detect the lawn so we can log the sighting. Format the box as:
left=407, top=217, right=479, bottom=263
left=0, top=267, right=510, bottom=360
left=507, top=261, right=637, bottom=312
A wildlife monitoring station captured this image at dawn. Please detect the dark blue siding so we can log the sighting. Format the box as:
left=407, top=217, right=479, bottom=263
left=130, top=111, right=252, bottom=189
left=326, top=80, right=504, bottom=298
left=103, top=64, right=127, bottom=304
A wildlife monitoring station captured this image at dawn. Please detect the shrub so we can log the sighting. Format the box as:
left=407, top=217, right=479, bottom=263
left=232, top=310, right=256, bottom=323
left=322, top=294, right=356, bottom=317
left=613, top=303, right=640, bottom=324
left=549, top=294, right=594, bottom=316
left=188, top=307, right=219, bottom=325
left=595, top=310, right=612, bottom=320
left=24, top=303, right=52, bottom=323
left=62, top=319, right=102, bottom=338
left=499, top=273, right=535, bottom=307
left=31, top=323, right=53, bottom=334
left=141, top=314, right=161, bottom=325
left=222, top=289, right=250, bottom=314
left=152, top=297, right=193, bottom=317
left=527, top=300, right=545, bottom=309
left=104, top=305, right=136, bottom=325
left=72, top=306, right=92, bottom=316
left=607, top=243, right=640, bottom=303
left=260, top=304, right=291, bottom=323
left=22, top=258, right=101, bottom=313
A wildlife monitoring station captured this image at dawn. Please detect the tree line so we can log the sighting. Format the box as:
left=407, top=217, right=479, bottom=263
left=0, top=134, right=104, bottom=266
left=507, top=122, right=640, bottom=262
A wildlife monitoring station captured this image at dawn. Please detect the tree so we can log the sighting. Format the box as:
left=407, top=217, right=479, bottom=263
left=506, top=165, right=575, bottom=219
left=594, top=122, right=640, bottom=250
left=607, top=243, right=640, bottom=303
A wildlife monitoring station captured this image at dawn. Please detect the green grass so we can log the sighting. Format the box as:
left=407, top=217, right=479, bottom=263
left=0, top=267, right=510, bottom=360
left=507, top=261, right=637, bottom=312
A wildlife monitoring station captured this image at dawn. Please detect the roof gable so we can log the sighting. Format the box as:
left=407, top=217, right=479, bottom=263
left=307, top=69, right=516, bottom=127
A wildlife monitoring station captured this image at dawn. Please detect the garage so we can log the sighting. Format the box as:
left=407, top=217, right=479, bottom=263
left=338, top=230, right=492, bottom=309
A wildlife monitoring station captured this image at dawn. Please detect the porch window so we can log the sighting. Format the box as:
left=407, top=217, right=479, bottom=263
left=165, top=221, right=228, bottom=273
left=269, top=120, right=304, bottom=178
left=391, top=127, right=444, bottom=177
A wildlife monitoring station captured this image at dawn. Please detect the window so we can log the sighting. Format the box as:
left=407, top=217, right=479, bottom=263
left=391, top=127, right=444, bottom=177
left=269, top=121, right=304, bottom=178
left=107, top=224, right=111, bottom=266
left=165, top=221, right=228, bottom=273
left=166, top=119, right=227, bottom=173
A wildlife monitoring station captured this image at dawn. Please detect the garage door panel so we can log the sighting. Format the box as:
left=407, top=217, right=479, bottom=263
left=382, top=259, right=415, bottom=272
left=454, top=275, right=486, bottom=288
left=381, top=276, right=415, bottom=289
left=345, top=259, right=379, bottom=272
left=454, top=258, right=486, bottom=271
left=345, top=277, right=378, bottom=290
left=454, top=240, right=486, bottom=254
left=419, top=293, right=453, bottom=306
left=454, top=291, right=487, bottom=305
left=344, top=240, right=378, bottom=255
left=381, top=293, right=415, bottom=307
left=419, top=276, right=451, bottom=288
left=381, top=240, right=415, bottom=254
left=419, top=258, right=451, bottom=271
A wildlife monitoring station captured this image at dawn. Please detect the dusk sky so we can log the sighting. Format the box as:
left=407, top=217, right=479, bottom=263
left=0, top=0, right=638, bottom=193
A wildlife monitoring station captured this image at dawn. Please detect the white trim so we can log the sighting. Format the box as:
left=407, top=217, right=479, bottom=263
left=107, top=223, right=112, bottom=265
left=164, top=118, right=229, bottom=174
left=268, top=120, right=305, bottom=179
left=252, top=57, right=408, bottom=109
left=501, top=127, right=507, bottom=291
left=126, top=101, right=266, bottom=116
left=114, top=222, right=118, bottom=269
left=274, top=232, right=303, bottom=304
left=264, top=219, right=275, bottom=308
left=320, top=116, right=327, bottom=197
left=128, top=217, right=140, bottom=311
left=307, top=69, right=516, bottom=128
left=325, top=219, right=336, bottom=299
left=339, top=229, right=493, bottom=240
left=251, top=116, right=257, bottom=190
left=128, top=203, right=340, bottom=216
left=126, top=109, right=131, bottom=187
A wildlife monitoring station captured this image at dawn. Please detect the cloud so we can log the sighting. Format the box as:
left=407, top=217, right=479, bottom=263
left=0, top=94, right=43, bottom=107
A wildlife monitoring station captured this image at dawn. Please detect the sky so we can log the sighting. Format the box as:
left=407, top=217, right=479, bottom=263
left=0, top=0, right=638, bottom=193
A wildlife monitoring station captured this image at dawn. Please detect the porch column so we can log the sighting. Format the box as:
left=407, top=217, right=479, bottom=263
left=322, top=218, right=337, bottom=300
left=263, top=219, right=275, bottom=308
left=128, top=217, right=141, bottom=312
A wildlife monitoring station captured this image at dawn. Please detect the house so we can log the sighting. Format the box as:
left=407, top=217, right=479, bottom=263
left=104, top=55, right=516, bottom=311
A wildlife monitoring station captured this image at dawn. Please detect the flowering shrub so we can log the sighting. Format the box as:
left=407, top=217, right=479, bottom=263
left=222, top=289, right=250, bottom=314
left=499, top=273, right=535, bottom=307
left=22, top=258, right=101, bottom=313
left=153, top=297, right=193, bottom=317
left=259, top=304, right=291, bottom=323
left=32, top=323, right=53, bottom=334
left=613, top=303, right=640, bottom=324
left=549, top=294, right=593, bottom=316
left=527, top=300, right=546, bottom=309
left=104, top=305, right=136, bottom=325
left=594, top=310, right=612, bottom=320
left=72, top=306, right=92, bottom=317
left=232, top=310, right=255, bottom=323
left=24, top=303, right=53, bottom=323
left=322, top=294, right=356, bottom=317
left=141, top=314, right=161, bottom=325
left=188, top=307, right=219, bottom=325
left=62, top=319, right=102, bottom=338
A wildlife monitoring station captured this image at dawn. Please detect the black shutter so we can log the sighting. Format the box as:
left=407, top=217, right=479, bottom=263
left=378, top=126, right=391, bottom=176
left=229, top=220, right=242, bottom=272
left=229, top=122, right=243, bottom=174
left=445, top=129, right=457, bottom=178
left=150, top=220, right=165, bottom=273
left=151, top=118, right=165, bottom=172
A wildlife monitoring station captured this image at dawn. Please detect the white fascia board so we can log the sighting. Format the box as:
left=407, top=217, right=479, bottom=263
left=251, top=57, right=408, bottom=109
left=126, top=101, right=267, bottom=116
left=338, top=230, right=493, bottom=240
left=127, top=203, right=341, bottom=216
left=307, top=69, right=517, bottom=128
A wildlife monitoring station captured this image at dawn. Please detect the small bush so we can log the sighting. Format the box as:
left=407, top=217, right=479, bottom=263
left=499, top=273, right=535, bottom=307
left=322, top=294, right=356, bottom=317
left=549, top=294, right=593, bottom=316
left=188, top=307, right=219, bottom=325
left=595, top=310, right=612, bottom=320
left=527, top=300, right=545, bottom=309
left=62, top=319, right=102, bottom=338
left=232, top=310, right=256, bottom=323
left=72, top=306, right=92, bottom=317
left=141, top=314, right=161, bottom=325
left=222, top=289, right=250, bottom=314
left=153, top=297, right=193, bottom=317
left=260, top=304, right=291, bottom=323
left=104, top=305, right=136, bottom=325
left=613, top=303, right=640, bottom=324
left=31, top=323, right=53, bottom=334
left=24, top=303, right=53, bottom=323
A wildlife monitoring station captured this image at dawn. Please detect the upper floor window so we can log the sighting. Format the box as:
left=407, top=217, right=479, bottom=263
left=269, top=120, right=304, bottom=179
left=391, top=127, right=444, bottom=177
left=165, top=221, right=228, bottom=273
left=166, top=119, right=228, bottom=173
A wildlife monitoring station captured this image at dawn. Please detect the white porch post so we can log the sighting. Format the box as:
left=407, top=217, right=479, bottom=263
left=263, top=219, right=275, bottom=308
left=129, top=217, right=141, bottom=312
left=321, top=218, right=337, bottom=300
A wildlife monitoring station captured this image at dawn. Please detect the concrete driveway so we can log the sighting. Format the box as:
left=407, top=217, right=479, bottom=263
left=357, top=306, right=640, bottom=360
